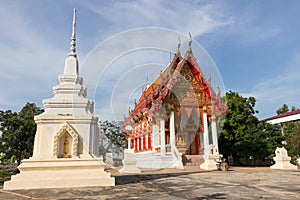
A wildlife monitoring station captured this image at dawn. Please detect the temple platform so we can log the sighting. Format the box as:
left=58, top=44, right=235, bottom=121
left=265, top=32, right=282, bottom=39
left=135, top=151, right=183, bottom=169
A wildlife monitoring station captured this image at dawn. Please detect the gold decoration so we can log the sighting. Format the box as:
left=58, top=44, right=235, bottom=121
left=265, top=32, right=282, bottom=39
left=63, top=136, right=72, bottom=158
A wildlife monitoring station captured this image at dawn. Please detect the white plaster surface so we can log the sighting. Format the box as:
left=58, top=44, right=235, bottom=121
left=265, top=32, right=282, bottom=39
left=200, top=145, right=219, bottom=170
left=3, top=11, right=114, bottom=189
left=4, top=158, right=114, bottom=190
left=270, top=147, right=297, bottom=170
left=105, top=153, right=114, bottom=168
left=119, top=149, right=141, bottom=173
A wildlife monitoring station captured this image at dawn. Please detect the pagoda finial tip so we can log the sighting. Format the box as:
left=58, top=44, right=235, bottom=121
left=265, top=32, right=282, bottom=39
left=69, top=8, right=77, bottom=57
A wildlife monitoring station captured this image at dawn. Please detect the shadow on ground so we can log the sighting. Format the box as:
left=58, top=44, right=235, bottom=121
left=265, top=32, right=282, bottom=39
left=112, top=168, right=215, bottom=185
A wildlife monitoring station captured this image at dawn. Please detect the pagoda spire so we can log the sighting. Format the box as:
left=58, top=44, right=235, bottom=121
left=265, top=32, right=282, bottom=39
left=69, top=8, right=77, bottom=57
left=63, top=8, right=79, bottom=76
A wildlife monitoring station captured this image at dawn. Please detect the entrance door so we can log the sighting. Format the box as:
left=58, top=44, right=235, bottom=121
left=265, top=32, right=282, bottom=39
left=189, top=132, right=200, bottom=155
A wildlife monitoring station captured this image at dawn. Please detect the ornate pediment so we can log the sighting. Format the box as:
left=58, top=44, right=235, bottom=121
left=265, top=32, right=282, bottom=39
left=53, top=122, right=79, bottom=158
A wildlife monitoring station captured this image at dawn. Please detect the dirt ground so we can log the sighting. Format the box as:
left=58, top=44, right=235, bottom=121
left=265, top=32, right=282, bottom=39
left=0, top=166, right=299, bottom=199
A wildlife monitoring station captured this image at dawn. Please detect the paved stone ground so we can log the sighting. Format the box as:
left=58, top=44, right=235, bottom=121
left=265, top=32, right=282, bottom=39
left=0, top=167, right=299, bottom=199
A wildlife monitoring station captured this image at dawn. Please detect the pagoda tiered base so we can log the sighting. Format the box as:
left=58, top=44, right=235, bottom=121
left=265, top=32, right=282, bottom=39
left=200, top=154, right=219, bottom=170
left=119, top=149, right=141, bottom=173
left=270, top=147, right=297, bottom=170
left=270, top=157, right=297, bottom=170
left=4, top=157, right=115, bottom=190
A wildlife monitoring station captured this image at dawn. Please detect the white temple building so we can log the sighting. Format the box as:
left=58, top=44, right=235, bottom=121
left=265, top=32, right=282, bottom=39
left=122, top=36, right=226, bottom=169
left=4, top=9, right=115, bottom=190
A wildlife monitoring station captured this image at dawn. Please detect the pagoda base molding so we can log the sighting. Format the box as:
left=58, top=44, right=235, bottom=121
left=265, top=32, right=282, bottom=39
left=270, top=147, right=297, bottom=170
left=200, top=154, right=219, bottom=170
left=4, top=157, right=115, bottom=190
left=200, top=146, right=219, bottom=170
left=270, top=158, right=297, bottom=170
left=119, top=149, right=141, bottom=173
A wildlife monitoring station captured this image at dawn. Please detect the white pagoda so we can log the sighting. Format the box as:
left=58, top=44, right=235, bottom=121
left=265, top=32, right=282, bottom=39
left=4, top=9, right=115, bottom=190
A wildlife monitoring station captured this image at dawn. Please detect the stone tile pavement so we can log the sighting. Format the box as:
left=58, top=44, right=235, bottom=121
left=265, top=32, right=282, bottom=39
left=0, top=167, right=299, bottom=199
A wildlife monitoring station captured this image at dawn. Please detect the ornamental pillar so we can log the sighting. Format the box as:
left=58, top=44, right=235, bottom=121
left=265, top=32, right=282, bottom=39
left=134, top=139, right=137, bottom=152
left=160, top=118, right=166, bottom=156
left=131, top=138, right=134, bottom=149
left=203, top=109, right=209, bottom=155
left=145, top=134, right=148, bottom=150
left=128, top=138, right=131, bottom=149
left=148, top=133, right=152, bottom=150
left=152, top=123, right=158, bottom=150
left=211, top=115, right=218, bottom=152
left=169, top=111, right=176, bottom=150
left=140, top=136, right=143, bottom=151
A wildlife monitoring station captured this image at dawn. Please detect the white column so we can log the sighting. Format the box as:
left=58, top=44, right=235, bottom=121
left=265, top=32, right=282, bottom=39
left=170, top=111, right=175, bottom=149
left=152, top=123, right=157, bottom=150
left=152, top=124, right=155, bottom=149
left=160, top=118, right=166, bottom=156
left=137, top=138, right=140, bottom=152
left=203, top=111, right=209, bottom=155
left=211, top=115, right=218, bottom=152
left=141, top=136, right=144, bottom=151
left=128, top=138, right=131, bottom=149
left=145, top=134, right=148, bottom=150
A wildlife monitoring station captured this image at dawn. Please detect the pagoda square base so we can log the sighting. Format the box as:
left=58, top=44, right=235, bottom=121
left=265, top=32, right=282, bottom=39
left=119, top=149, right=141, bottom=173
left=4, top=157, right=115, bottom=190
left=200, top=154, right=219, bottom=170
left=270, top=158, right=297, bottom=170
left=270, top=147, right=297, bottom=170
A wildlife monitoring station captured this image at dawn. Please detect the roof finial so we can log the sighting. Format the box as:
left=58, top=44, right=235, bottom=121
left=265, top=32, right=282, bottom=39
left=217, top=87, right=221, bottom=98
left=188, top=32, right=192, bottom=48
left=176, top=36, right=181, bottom=55
left=69, top=8, right=77, bottom=57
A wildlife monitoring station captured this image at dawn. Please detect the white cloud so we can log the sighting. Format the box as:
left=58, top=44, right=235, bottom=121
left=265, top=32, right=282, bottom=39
left=0, top=0, right=233, bottom=115
left=1, top=0, right=295, bottom=124
left=0, top=2, right=70, bottom=110
left=82, top=0, right=234, bottom=38
left=80, top=28, right=225, bottom=121
left=239, top=53, right=300, bottom=119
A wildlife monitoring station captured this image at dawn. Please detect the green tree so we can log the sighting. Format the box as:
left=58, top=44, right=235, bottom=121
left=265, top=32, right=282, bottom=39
left=219, top=91, right=282, bottom=165
left=99, top=121, right=127, bottom=157
left=0, top=103, right=43, bottom=165
left=219, top=91, right=259, bottom=164
left=285, top=123, right=300, bottom=156
left=255, top=122, right=283, bottom=159
left=276, top=104, right=289, bottom=115
left=274, top=104, right=299, bottom=158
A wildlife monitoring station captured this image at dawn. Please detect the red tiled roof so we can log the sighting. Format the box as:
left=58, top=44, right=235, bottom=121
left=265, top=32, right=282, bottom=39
left=263, top=110, right=300, bottom=121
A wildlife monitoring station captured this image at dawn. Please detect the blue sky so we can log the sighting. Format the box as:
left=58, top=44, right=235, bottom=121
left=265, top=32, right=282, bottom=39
left=0, top=0, right=300, bottom=120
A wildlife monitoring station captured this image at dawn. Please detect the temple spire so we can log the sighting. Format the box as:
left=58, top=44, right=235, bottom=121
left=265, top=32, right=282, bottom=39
left=176, top=36, right=181, bottom=55
left=188, top=32, right=192, bottom=52
left=69, top=8, right=77, bottom=57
